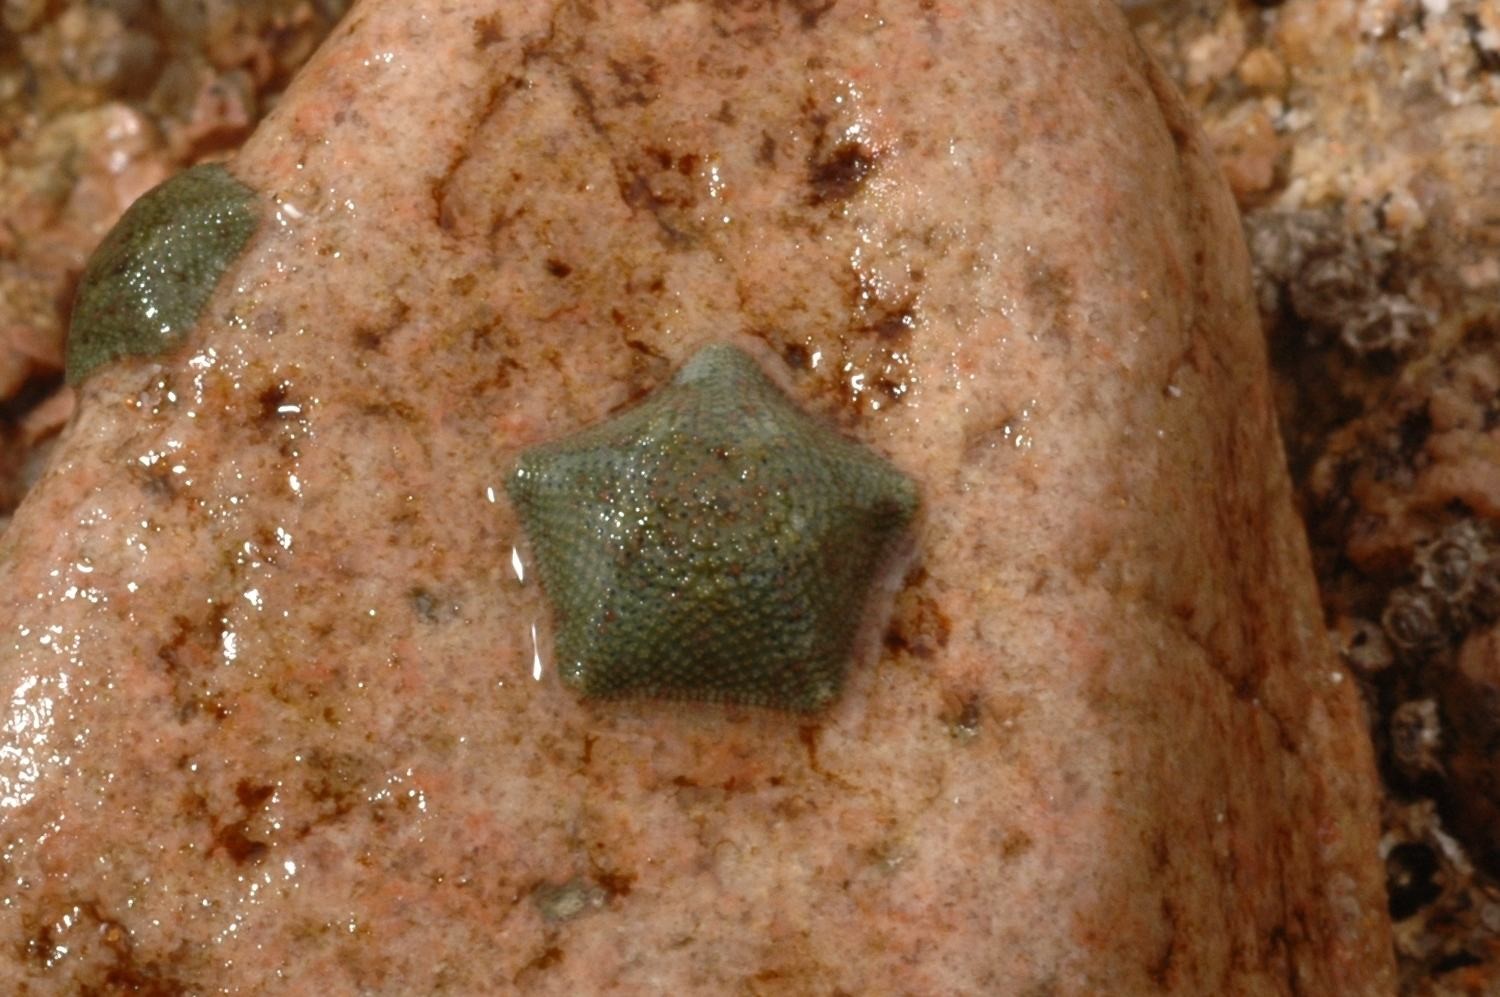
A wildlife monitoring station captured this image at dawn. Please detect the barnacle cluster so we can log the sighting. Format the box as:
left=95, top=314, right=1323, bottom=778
left=1246, top=208, right=1431, bottom=359
left=1382, top=521, right=1500, bottom=659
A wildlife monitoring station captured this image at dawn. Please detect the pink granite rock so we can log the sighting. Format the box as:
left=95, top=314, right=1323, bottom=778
left=0, top=0, right=1393, bottom=992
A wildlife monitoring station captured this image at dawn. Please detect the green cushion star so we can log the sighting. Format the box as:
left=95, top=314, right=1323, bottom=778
left=66, top=163, right=259, bottom=384
left=508, top=344, right=919, bottom=711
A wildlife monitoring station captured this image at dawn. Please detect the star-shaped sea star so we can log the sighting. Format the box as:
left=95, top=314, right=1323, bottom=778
left=508, top=344, right=919, bottom=711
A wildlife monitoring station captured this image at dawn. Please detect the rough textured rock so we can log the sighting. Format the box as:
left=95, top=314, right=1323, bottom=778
left=1134, top=1, right=1500, bottom=987
left=0, top=1, right=1393, bottom=993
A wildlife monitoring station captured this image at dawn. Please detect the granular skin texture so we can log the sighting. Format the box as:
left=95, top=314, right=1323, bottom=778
left=508, top=344, right=918, bottom=711
left=65, top=162, right=258, bottom=383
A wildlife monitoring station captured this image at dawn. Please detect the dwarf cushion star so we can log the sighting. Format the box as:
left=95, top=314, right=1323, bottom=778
left=66, top=163, right=259, bottom=384
left=507, top=343, right=918, bottom=711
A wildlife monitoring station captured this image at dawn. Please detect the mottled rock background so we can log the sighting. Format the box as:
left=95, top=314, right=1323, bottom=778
left=1128, top=1, right=1500, bottom=993
left=2, top=0, right=1499, bottom=991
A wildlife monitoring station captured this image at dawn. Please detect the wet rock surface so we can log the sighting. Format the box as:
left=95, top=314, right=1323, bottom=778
left=1, top=1, right=1391, bottom=993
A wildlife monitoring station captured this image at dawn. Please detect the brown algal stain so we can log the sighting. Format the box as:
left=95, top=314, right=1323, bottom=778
left=744, top=935, right=845, bottom=995
left=213, top=818, right=268, bottom=866
left=623, top=335, right=668, bottom=362
left=757, top=131, right=778, bottom=165
left=294, top=747, right=368, bottom=833
left=672, top=773, right=729, bottom=803
left=808, top=140, right=876, bottom=204
left=959, top=400, right=1041, bottom=468
left=484, top=195, right=530, bottom=241
left=703, top=2, right=780, bottom=43
left=432, top=73, right=527, bottom=231
left=870, top=373, right=907, bottom=406
left=254, top=379, right=296, bottom=425
left=744, top=226, right=926, bottom=416
left=858, top=296, right=917, bottom=343
left=1024, top=258, right=1078, bottom=353
left=208, top=778, right=275, bottom=866
left=884, top=568, right=952, bottom=661
left=1148, top=895, right=1184, bottom=989
left=1465, top=12, right=1500, bottom=72
left=566, top=73, right=607, bottom=138
left=21, top=898, right=192, bottom=991
left=473, top=14, right=505, bottom=48
left=670, top=772, right=754, bottom=801
left=154, top=604, right=235, bottom=722
left=268, top=656, right=353, bottom=733
left=615, top=143, right=702, bottom=246
left=858, top=836, right=913, bottom=877
left=742, top=328, right=899, bottom=425
left=628, top=272, right=667, bottom=296
left=236, top=778, right=275, bottom=811
left=590, top=865, right=636, bottom=900
left=357, top=397, right=423, bottom=423
left=797, top=724, right=858, bottom=791
left=781, top=340, right=812, bottom=370
left=585, top=334, right=671, bottom=410
left=349, top=296, right=412, bottom=354
left=798, top=723, right=822, bottom=770
left=451, top=310, right=523, bottom=392
left=792, top=0, right=837, bottom=29
left=843, top=347, right=919, bottom=420
left=182, top=690, right=231, bottom=723
left=999, top=828, right=1034, bottom=864
left=513, top=945, right=565, bottom=988
left=607, top=55, right=663, bottom=106
left=1227, top=588, right=1273, bottom=703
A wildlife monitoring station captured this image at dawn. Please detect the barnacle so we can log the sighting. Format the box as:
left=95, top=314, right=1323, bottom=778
left=1389, top=698, right=1444, bottom=780
left=1412, top=521, right=1500, bottom=631
left=1471, top=557, right=1500, bottom=623
left=507, top=344, right=918, bottom=711
left=66, top=163, right=259, bottom=383
left=1382, top=586, right=1444, bottom=658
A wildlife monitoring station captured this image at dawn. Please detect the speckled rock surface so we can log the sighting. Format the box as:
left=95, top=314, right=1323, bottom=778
left=0, top=1, right=1393, bottom=992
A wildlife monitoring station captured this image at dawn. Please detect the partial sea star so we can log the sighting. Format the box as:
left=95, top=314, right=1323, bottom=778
left=66, top=163, right=259, bottom=383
